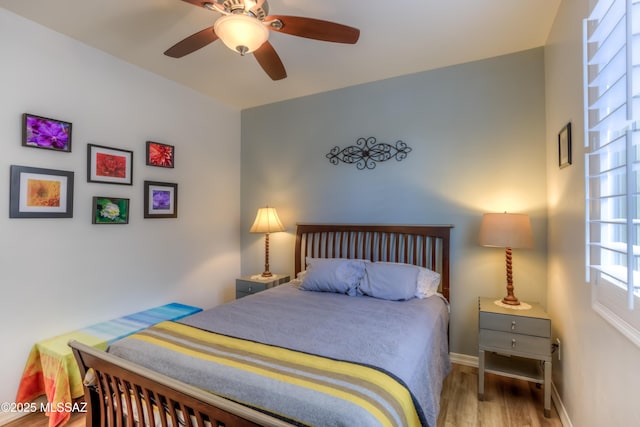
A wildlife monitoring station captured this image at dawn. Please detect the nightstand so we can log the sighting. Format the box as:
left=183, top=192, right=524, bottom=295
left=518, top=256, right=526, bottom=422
left=478, top=297, right=552, bottom=418
left=236, top=274, right=290, bottom=299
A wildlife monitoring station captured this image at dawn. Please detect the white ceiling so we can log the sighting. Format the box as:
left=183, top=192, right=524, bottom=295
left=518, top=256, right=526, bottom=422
left=0, top=0, right=561, bottom=110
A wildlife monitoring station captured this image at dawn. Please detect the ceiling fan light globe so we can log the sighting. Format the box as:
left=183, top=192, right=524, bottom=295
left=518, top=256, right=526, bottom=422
left=214, top=14, right=269, bottom=55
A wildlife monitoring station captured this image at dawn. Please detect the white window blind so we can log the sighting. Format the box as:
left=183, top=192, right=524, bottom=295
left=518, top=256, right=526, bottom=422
left=584, top=0, right=640, bottom=346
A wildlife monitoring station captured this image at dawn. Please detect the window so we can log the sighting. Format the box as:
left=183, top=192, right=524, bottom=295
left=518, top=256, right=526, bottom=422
left=584, top=0, right=640, bottom=345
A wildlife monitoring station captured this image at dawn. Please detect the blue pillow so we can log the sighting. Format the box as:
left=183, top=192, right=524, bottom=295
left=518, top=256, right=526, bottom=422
left=359, top=262, right=419, bottom=301
left=300, top=258, right=367, bottom=296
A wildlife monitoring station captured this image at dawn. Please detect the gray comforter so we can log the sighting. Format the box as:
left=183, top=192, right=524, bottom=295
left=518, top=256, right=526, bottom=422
left=109, top=283, right=450, bottom=426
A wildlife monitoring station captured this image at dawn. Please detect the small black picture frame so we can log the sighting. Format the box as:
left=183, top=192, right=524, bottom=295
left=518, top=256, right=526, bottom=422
left=144, top=181, right=178, bottom=219
left=92, top=196, right=130, bottom=224
left=146, top=141, right=175, bottom=168
left=87, top=143, right=134, bottom=185
left=10, top=165, right=74, bottom=218
left=22, top=113, right=72, bottom=152
left=558, top=122, right=572, bottom=169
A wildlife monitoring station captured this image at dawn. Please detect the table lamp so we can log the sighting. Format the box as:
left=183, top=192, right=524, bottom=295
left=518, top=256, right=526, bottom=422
left=479, top=212, right=534, bottom=306
left=250, top=206, right=285, bottom=277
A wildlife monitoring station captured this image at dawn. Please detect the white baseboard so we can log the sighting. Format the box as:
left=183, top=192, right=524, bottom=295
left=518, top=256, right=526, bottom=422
left=450, top=351, right=478, bottom=367
left=0, top=411, right=27, bottom=426
left=0, top=396, right=49, bottom=426
left=449, top=352, right=571, bottom=426
left=551, top=381, right=572, bottom=427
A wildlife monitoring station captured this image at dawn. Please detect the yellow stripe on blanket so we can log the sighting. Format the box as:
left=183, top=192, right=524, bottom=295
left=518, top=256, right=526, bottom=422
left=130, top=321, right=422, bottom=427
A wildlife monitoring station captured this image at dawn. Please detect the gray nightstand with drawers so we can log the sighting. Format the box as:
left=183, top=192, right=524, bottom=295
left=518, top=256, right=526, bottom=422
left=235, top=274, right=290, bottom=299
left=478, top=297, right=552, bottom=418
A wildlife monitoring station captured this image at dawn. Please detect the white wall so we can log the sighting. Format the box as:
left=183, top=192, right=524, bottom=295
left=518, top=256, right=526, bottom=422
left=545, top=0, right=640, bottom=425
left=240, top=48, right=549, bottom=358
left=0, top=9, right=241, bottom=415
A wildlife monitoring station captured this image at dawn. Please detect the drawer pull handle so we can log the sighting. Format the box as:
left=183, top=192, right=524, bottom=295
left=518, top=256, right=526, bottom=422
left=248, top=287, right=252, bottom=292
left=511, top=321, right=516, bottom=330
left=511, top=338, right=517, bottom=348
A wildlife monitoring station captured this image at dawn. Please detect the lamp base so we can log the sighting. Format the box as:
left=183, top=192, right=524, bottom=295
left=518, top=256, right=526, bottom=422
left=260, top=271, right=273, bottom=278
left=494, top=299, right=532, bottom=310
left=501, top=295, right=520, bottom=305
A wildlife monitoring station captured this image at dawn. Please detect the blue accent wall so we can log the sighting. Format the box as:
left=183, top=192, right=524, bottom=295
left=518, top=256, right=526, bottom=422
left=241, top=48, right=548, bottom=356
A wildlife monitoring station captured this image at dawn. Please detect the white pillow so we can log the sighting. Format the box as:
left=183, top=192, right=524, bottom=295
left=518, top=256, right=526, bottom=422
left=415, top=267, right=441, bottom=299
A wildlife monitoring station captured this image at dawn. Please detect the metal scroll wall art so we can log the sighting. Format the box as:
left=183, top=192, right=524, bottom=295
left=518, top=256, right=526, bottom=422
left=326, top=137, right=412, bottom=170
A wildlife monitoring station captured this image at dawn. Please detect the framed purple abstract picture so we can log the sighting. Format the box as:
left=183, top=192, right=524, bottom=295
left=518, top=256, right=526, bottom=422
left=144, top=181, right=178, bottom=218
left=22, top=113, right=72, bottom=152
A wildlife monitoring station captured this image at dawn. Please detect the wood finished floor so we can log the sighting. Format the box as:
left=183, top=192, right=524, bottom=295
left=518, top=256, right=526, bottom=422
left=6, top=363, right=562, bottom=427
left=437, top=364, right=563, bottom=427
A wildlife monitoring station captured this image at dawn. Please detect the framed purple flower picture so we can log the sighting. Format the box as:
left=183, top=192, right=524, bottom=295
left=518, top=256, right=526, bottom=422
left=144, top=181, right=178, bottom=218
left=22, top=113, right=72, bottom=152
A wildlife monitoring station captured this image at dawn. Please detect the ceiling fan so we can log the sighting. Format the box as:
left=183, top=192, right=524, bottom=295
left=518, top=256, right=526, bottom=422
left=164, top=0, right=360, bottom=81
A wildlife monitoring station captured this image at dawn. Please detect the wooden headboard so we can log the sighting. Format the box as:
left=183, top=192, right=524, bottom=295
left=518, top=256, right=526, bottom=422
left=294, top=224, right=453, bottom=301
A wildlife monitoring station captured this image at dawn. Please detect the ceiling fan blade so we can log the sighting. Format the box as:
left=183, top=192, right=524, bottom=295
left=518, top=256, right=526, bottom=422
left=180, top=0, right=228, bottom=14
left=180, top=0, right=213, bottom=9
left=253, top=42, right=287, bottom=80
left=266, top=15, right=360, bottom=44
left=164, top=26, right=218, bottom=58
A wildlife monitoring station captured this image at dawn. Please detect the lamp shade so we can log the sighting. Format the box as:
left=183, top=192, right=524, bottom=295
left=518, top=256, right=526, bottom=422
left=214, top=14, right=269, bottom=54
left=479, top=213, right=533, bottom=249
left=249, top=207, right=285, bottom=234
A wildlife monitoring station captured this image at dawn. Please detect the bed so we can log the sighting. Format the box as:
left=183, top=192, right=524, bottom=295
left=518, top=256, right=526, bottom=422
left=70, top=223, right=453, bottom=427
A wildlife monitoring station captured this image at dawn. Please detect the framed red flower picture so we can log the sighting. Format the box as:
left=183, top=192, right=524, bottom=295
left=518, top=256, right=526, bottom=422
left=87, top=144, right=133, bottom=185
left=146, top=141, right=174, bottom=168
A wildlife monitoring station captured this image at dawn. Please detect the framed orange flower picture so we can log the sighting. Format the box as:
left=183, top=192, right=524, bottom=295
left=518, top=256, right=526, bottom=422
left=146, top=141, right=174, bottom=168
left=10, top=165, right=74, bottom=218
left=87, top=144, right=133, bottom=185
